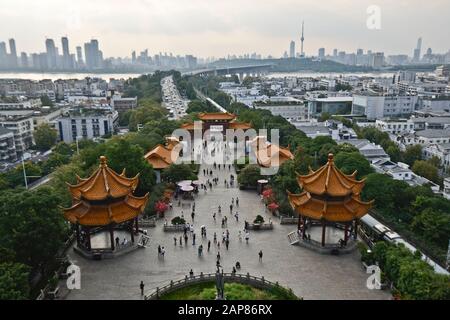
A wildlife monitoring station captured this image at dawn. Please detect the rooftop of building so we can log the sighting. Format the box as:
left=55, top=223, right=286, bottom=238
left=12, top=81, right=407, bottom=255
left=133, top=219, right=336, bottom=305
left=415, top=129, right=450, bottom=138
left=311, top=96, right=353, bottom=102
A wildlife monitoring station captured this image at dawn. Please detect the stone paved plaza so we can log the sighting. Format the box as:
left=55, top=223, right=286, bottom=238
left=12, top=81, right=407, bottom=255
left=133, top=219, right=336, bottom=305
left=61, top=162, right=391, bottom=300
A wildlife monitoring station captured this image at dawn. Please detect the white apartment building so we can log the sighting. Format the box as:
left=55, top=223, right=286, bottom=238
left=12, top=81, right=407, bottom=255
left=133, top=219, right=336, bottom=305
left=110, top=96, right=137, bottom=113
left=423, top=143, right=450, bottom=167
left=0, top=110, right=34, bottom=157
left=0, top=127, right=17, bottom=162
left=57, top=107, right=118, bottom=143
left=443, top=177, right=450, bottom=200
left=352, top=94, right=418, bottom=120
left=0, top=98, right=42, bottom=110
left=375, top=119, right=415, bottom=134
left=414, top=129, right=450, bottom=145
left=253, top=98, right=307, bottom=121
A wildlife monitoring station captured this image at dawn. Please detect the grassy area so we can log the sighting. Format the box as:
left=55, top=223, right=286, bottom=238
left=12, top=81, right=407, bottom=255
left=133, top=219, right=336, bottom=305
left=160, top=281, right=299, bottom=300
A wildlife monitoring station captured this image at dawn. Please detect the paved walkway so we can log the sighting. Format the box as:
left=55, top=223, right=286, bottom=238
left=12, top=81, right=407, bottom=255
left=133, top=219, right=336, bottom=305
left=61, top=161, right=391, bottom=300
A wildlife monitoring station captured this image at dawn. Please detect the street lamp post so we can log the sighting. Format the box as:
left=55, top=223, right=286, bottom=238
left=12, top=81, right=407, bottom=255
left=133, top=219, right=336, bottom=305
left=75, top=136, right=82, bottom=155
left=21, top=155, right=42, bottom=189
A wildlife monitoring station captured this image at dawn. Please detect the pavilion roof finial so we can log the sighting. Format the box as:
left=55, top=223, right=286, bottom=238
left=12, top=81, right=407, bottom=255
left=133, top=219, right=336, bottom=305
left=100, top=156, right=107, bottom=167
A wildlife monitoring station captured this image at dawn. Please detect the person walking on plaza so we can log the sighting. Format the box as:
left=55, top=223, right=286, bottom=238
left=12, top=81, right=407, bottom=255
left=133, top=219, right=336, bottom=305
left=217, top=251, right=221, bottom=261
left=191, top=211, right=195, bottom=222
left=218, top=205, right=221, bottom=214
left=229, top=203, right=233, bottom=213
left=213, top=232, right=217, bottom=243
left=234, top=211, right=239, bottom=222
left=245, top=232, right=250, bottom=244
left=198, top=245, right=203, bottom=256
left=158, top=245, right=161, bottom=255
left=173, top=237, right=177, bottom=246
left=179, top=236, right=183, bottom=247
left=236, top=197, right=239, bottom=207
left=140, top=281, right=145, bottom=296
left=208, top=240, right=211, bottom=252
left=192, top=233, right=196, bottom=245
left=225, top=239, right=229, bottom=250
left=259, top=250, right=263, bottom=262
left=184, top=234, right=188, bottom=246
left=161, top=246, right=165, bottom=258
left=190, top=269, right=194, bottom=277
left=213, top=212, right=216, bottom=221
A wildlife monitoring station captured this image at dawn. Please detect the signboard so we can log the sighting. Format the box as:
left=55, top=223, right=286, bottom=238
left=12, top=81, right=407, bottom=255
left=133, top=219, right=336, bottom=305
left=210, top=125, right=223, bottom=132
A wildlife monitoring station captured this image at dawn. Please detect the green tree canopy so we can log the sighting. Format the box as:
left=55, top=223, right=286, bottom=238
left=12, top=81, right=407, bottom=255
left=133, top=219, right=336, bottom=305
left=0, top=187, right=68, bottom=272
left=412, top=160, right=440, bottom=184
left=334, top=151, right=373, bottom=179
left=0, top=262, right=30, bottom=300
left=237, top=164, right=263, bottom=187
left=403, top=145, right=423, bottom=166
left=161, top=164, right=198, bottom=183
left=33, top=123, right=57, bottom=151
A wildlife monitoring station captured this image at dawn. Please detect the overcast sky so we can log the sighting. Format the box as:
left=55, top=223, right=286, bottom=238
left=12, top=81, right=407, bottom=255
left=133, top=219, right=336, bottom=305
left=1, top=0, right=449, bottom=58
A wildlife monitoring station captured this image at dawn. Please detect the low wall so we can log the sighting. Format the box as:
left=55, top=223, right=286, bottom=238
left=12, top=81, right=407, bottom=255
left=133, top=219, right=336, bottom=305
left=145, top=272, right=294, bottom=300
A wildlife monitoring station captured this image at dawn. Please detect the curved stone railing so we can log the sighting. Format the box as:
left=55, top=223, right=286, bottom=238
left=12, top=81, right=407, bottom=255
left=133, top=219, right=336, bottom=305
left=144, top=272, right=294, bottom=300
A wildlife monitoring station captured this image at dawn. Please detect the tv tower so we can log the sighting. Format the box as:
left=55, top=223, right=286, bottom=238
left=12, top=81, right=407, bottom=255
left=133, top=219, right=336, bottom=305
left=300, top=21, right=305, bottom=58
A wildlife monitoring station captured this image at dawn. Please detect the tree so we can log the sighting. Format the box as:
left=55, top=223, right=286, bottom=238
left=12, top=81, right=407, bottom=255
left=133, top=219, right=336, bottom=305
left=386, top=144, right=402, bottom=163
left=403, top=145, right=422, bottom=166
left=186, top=99, right=215, bottom=113
left=318, top=112, right=331, bottom=122
left=33, top=123, right=57, bottom=151
left=41, top=152, right=71, bottom=175
left=103, top=138, right=156, bottom=194
left=40, top=95, right=54, bottom=107
left=53, top=142, right=74, bottom=157
left=0, top=187, right=68, bottom=272
left=161, top=164, right=197, bottom=183
left=334, top=152, right=373, bottom=179
left=128, top=103, right=166, bottom=131
left=411, top=208, right=450, bottom=248
left=4, top=161, right=42, bottom=188
left=0, top=262, right=30, bottom=300
left=237, top=164, right=262, bottom=187
left=412, top=160, right=440, bottom=184
left=49, top=160, right=85, bottom=206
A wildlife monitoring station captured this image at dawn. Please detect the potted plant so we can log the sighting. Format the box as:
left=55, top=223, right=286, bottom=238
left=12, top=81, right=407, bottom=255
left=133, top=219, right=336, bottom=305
left=253, top=215, right=265, bottom=229
left=171, top=216, right=186, bottom=225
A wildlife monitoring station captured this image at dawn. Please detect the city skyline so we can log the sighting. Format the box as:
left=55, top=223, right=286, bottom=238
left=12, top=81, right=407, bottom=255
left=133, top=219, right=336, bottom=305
left=1, top=0, right=449, bottom=58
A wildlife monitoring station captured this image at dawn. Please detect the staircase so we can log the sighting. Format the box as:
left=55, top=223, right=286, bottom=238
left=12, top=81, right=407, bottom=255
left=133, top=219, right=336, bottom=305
left=287, top=231, right=300, bottom=245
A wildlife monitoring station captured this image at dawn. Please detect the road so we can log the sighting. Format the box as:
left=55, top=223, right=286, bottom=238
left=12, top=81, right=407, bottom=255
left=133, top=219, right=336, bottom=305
left=161, top=75, right=189, bottom=120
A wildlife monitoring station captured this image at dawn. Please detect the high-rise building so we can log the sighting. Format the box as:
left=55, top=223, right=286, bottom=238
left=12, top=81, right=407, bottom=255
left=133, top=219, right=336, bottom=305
left=45, top=38, right=57, bottom=69
left=300, top=21, right=305, bottom=57
left=413, top=37, right=422, bottom=62
left=333, top=49, right=338, bottom=57
left=84, top=39, right=101, bottom=69
left=61, top=37, right=72, bottom=69
left=20, top=52, right=28, bottom=68
left=289, top=41, right=295, bottom=58
left=0, top=42, right=7, bottom=68
left=8, top=38, right=17, bottom=67
left=318, top=48, right=325, bottom=59
left=76, top=46, right=83, bottom=65
left=371, top=52, right=385, bottom=68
